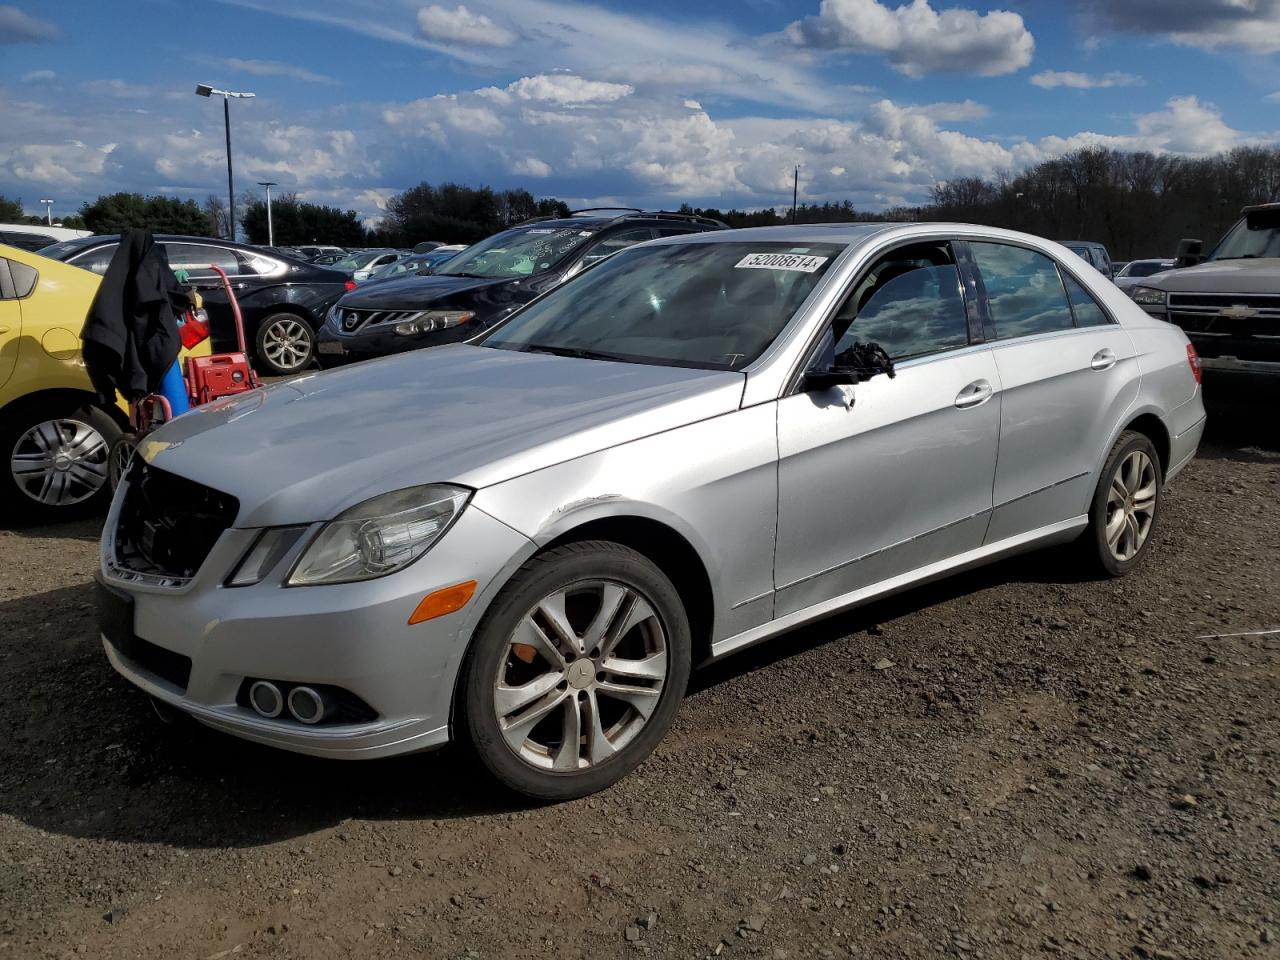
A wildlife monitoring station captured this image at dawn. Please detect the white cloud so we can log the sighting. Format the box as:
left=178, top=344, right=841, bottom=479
left=416, top=4, right=517, bottom=46
left=785, top=0, right=1035, bottom=77
left=1266, top=91, right=1280, bottom=103
left=199, top=56, right=337, bottom=84
left=1030, top=70, right=1142, bottom=89
left=502, top=74, right=634, bottom=105
left=0, top=4, right=59, bottom=43
left=511, top=157, right=552, bottom=177
left=20, top=69, right=55, bottom=83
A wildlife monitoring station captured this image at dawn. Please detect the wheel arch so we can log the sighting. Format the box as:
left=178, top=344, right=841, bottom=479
left=1119, top=411, right=1171, bottom=479
left=539, top=515, right=716, bottom=667
left=0, top=387, right=126, bottom=431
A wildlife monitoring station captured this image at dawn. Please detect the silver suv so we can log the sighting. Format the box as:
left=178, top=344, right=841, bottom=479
left=97, top=223, right=1205, bottom=800
left=1129, top=202, right=1280, bottom=382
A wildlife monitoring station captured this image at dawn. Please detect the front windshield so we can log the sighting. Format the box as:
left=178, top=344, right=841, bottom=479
left=481, top=241, right=843, bottom=370
left=436, top=224, right=595, bottom=280
left=1212, top=209, right=1280, bottom=260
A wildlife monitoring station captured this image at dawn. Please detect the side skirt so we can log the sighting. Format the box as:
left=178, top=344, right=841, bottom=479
left=709, top=515, right=1087, bottom=662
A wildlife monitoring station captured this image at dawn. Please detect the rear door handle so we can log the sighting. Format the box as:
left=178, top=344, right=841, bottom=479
left=1091, top=348, right=1117, bottom=371
left=955, top=379, right=993, bottom=409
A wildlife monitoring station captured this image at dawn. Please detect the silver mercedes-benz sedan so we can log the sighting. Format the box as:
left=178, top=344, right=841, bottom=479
left=97, top=223, right=1206, bottom=799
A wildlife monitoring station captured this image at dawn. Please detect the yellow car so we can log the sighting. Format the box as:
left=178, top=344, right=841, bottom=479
left=0, top=243, right=210, bottom=523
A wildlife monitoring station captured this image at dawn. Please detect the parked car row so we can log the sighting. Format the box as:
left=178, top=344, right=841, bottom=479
left=37, top=234, right=354, bottom=375
left=317, top=209, right=727, bottom=365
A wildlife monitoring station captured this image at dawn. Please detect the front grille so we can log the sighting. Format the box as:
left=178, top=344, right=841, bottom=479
left=337, top=308, right=424, bottom=334
left=113, top=460, right=239, bottom=583
left=1168, top=293, right=1280, bottom=310
left=109, top=633, right=193, bottom=691
left=1169, top=311, right=1280, bottom=338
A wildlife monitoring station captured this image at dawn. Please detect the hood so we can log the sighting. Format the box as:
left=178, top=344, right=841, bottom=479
left=341, top=273, right=510, bottom=309
left=138, top=344, right=745, bottom=527
left=1144, top=258, right=1280, bottom=294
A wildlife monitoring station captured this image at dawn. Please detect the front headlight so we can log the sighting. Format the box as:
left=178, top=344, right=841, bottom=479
left=326, top=303, right=341, bottom=326
left=394, top=310, right=474, bottom=336
left=287, top=484, right=471, bottom=586
left=1129, top=286, right=1167, bottom=306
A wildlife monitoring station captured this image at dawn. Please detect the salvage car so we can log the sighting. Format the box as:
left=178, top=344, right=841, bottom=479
left=1129, top=202, right=1280, bottom=386
left=316, top=210, right=725, bottom=364
left=97, top=224, right=1205, bottom=800
left=39, top=235, right=352, bottom=375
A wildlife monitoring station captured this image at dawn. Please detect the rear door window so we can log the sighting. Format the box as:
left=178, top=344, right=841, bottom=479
left=1063, top=273, right=1111, bottom=327
left=970, top=242, right=1074, bottom=339
left=68, top=244, right=118, bottom=275
left=164, top=243, right=241, bottom=279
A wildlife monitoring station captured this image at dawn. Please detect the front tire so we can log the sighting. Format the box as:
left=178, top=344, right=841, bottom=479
left=255, top=313, right=315, bottom=375
left=459, top=541, right=691, bottom=801
left=1083, top=430, right=1162, bottom=577
left=1, top=399, right=120, bottom=524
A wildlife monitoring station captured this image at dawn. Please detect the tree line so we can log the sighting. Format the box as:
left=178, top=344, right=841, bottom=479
left=5, top=145, right=1277, bottom=255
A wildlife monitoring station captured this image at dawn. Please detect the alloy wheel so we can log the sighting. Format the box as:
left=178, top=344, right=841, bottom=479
left=1105, top=449, right=1157, bottom=562
left=261, top=317, right=312, bottom=372
left=493, top=580, right=668, bottom=772
left=10, top=418, right=110, bottom=506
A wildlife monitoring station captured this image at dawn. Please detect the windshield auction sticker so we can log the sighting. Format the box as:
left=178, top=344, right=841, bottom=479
left=735, top=252, right=828, bottom=272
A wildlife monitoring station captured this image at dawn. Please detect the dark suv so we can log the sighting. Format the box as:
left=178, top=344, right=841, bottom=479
left=38, top=234, right=353, bottom=374
left=1059, top=240, right=1115, bottom=279
left=316, top=210, right=726, bottom=364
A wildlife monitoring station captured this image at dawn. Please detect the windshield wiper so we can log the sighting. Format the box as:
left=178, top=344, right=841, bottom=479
left=519, top=344, right=640, bottom=363
left=438, top=271, right=489, bottom=279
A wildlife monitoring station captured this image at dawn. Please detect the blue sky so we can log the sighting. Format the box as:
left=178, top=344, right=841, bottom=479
left=2, top=0, right=1279, bottom=225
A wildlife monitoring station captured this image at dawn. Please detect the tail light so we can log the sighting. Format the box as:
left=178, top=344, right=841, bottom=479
left=1186, top=343, right=1202, bottom=385
left=181, top=310, right=211, bottom=350
left=344, top=280, right=357, bottom=292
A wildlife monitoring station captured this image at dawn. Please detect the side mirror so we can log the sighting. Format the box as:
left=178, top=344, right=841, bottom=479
left=1175, top=238, right=1204, bottom=268
left=804, top=366, right=861, bottom=391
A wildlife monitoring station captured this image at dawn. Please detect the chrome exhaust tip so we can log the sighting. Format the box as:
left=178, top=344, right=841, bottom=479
left=248, top=680, right=284, bottom=718
left=286, top=685, right=329, bottom=725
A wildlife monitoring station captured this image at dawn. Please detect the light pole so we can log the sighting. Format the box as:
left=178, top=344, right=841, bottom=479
left=39, top=198, right=54, bottom=226
left=257, top=181, right=278, bottom=247
left=195, top=83, right=256, bottom=242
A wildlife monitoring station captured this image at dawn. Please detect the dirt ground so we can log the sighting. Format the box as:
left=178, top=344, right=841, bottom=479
left=0, top=405, right=1277, bottom=960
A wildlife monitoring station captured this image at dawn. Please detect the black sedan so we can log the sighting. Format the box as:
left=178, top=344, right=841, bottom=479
left=38, top=234, right=354, bottom=375
left=316, top=210, right=724, bottom=365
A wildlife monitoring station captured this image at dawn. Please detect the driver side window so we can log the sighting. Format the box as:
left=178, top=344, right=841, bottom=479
left=831, top=242, right=971, bottom=362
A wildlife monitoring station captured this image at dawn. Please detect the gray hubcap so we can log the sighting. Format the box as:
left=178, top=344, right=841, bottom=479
left=1105, top=450, right=1157, bottom=562
left=494, top=580, right=668, bottom=772
left=262, top=318, right=311, bottom=370
left=10, top=418, right=109, bottom=506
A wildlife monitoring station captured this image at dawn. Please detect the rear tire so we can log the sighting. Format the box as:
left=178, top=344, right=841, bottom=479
left=1082, top=430, right=1162, bottom=577
left=459, top=541, right=691, bottom=801
left=0, top=399, right=120, bottom=524
left=255, top=313, right=315, bottom=375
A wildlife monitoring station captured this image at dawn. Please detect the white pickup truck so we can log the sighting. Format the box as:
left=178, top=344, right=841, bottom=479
left=1128, top=202, right=1280, bottom=383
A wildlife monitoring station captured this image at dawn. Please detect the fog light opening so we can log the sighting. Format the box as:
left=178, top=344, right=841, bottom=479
left=248, top=680, right=284, bottom=718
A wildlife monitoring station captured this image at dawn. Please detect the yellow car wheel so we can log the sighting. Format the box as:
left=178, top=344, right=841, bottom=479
left=1, top=399, right=121, bottom=524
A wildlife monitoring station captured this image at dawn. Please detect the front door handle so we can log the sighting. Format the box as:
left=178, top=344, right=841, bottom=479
left=955, top=379, right=993, bottom=409
left=1091, top=348, right=1117, bottom=371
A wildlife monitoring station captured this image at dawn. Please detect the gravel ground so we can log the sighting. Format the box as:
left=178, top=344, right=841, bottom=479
left=0, top=411, right=1277, bottom=960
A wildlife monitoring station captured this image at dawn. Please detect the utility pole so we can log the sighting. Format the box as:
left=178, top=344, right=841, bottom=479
left=791, top=166, right=798, bottom=224
left=39, top=198, right=54, bottom=225
left=258, top=181, right=278, bottom=247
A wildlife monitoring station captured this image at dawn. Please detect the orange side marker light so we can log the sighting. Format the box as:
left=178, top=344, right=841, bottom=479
left=408, top=580, right=477, bottom=625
